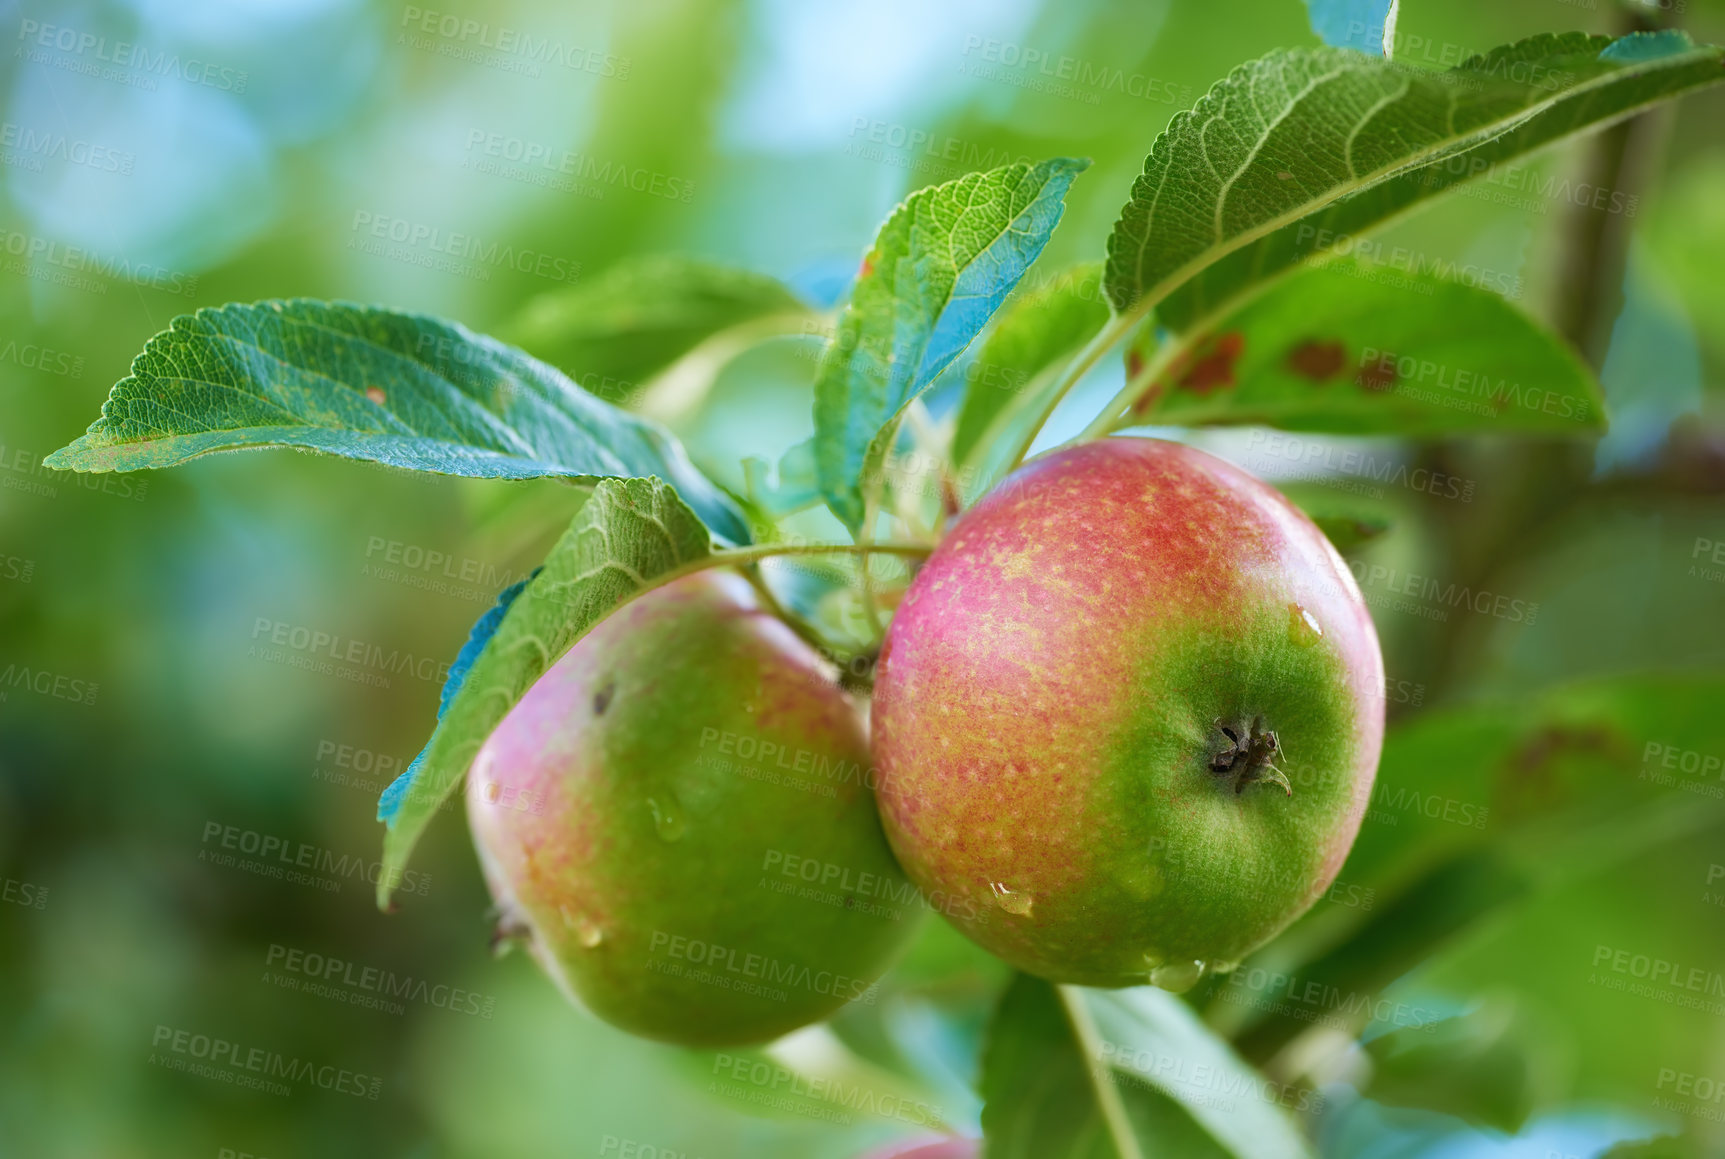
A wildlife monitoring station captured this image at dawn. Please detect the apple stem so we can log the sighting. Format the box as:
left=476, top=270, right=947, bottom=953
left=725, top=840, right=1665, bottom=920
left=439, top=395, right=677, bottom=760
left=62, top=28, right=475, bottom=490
left=1000, top=312, right=1136, bottom=475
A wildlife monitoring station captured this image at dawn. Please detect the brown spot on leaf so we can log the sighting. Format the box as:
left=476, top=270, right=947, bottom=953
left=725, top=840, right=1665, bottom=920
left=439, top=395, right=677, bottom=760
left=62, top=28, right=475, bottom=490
left=1126, top=349, right=1145, bottom=380
left=1276, top=170, right=1294, bottom=181
left=1286, top=340, right=1346, bottom=382
left=1496, top=724, right=1631, bottom=820
left=859, top=251, right=876, bottom=279
left=1159, top=331, right=1245, bottom=397
left=1356, top=356, right=1398, bottom=394
left=365, top=386, right=387, bottom=405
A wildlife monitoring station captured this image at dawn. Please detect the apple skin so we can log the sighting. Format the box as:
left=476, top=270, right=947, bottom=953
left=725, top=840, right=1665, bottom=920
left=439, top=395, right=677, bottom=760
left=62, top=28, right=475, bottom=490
left=872, top=437, right=1384, bottom=987
left=467, top=571, right=919, bottom=1046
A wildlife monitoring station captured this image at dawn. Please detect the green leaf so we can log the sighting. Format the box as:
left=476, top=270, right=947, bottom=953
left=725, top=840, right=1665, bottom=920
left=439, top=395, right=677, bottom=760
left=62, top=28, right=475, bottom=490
left=1276, top=482, right=1394, bottom=552
left=1134, top=258, right=1604, bottom=434
left=376, top=477, right=710, bottom=908
left=951, top=262, right=1110, bottom=471
left=741, top=437, right=821, bottom=519
left=43, top=299, right=749, bottom=544
left=979, top=975, right=1312, bottom=1159
left=500, top=254, right=814, bottom=404
left=814, top=157, right=1089, bottom=531
left=1362, top=998, right=1558, bottom=1133
left=1105, top=32, right=1725, bottom=337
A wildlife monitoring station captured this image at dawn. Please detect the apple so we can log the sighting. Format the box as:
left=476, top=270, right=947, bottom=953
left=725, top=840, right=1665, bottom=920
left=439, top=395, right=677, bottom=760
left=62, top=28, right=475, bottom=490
left=871, top=437, right=1384, bottom=987
left=468, top=571, right=918, bottom=1045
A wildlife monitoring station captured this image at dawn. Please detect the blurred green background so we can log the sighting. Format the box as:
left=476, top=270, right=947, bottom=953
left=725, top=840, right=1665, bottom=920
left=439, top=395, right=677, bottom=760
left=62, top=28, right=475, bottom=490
left=3, top=0, right=1725, bottom=1156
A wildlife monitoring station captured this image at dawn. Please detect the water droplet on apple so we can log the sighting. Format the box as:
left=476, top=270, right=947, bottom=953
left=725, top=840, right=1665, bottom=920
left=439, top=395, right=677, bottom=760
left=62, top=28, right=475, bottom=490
left=990, top=882, right=1034, bottom=916
left=648, top=795, right=687, bottom=842
left=1148, top=959, right=1206, bottom=992
left=1288, top=603, right=1323, bottom=648
left=559, top=905, right=605, bottom=949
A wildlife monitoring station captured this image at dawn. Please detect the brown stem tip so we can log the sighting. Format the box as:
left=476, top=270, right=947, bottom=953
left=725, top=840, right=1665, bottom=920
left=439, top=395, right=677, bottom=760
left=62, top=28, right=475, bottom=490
left=1210, top=715, right=1293, bottom=797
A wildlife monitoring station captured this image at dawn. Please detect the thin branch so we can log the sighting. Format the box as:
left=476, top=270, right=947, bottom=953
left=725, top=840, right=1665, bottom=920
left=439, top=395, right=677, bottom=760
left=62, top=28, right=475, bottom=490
left=1001, top=313, right=1136, bottom=473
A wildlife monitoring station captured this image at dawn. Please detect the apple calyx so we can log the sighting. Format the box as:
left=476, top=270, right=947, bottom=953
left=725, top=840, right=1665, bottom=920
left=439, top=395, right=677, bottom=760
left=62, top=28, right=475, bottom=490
left=1210, top=716, right=1293, bottom=796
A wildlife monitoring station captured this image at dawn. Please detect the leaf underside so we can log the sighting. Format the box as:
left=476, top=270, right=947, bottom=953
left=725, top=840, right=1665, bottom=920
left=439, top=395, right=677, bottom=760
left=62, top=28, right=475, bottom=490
left=814, top=157, right=1089, bottom=531
left=501, top=254, right=812, bottom=395
left=375, top=477, right=710, bottom=908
